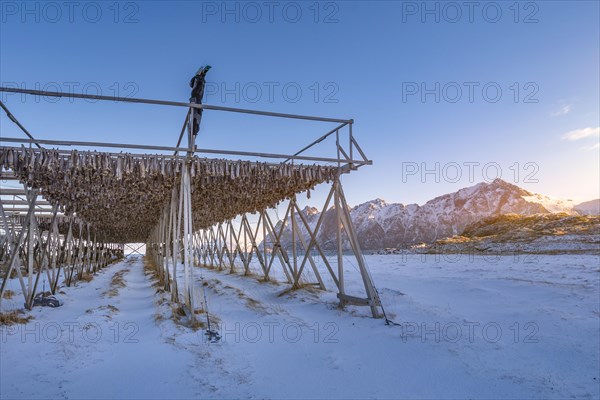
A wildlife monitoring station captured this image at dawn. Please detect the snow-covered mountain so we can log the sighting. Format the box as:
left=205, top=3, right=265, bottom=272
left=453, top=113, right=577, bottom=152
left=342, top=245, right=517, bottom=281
left=273, top=179, right=597, bottom=250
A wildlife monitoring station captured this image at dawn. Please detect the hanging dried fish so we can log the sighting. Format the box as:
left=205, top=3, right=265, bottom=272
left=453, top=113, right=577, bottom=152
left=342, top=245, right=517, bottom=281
left=0, top=146, right=337, bottom=243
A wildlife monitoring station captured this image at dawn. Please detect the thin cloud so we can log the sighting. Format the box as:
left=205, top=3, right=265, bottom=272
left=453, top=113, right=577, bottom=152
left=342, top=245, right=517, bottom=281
left=551, top=104, right=572, bottom=116
left=562, top=127, right=600, bottom=141
left=581, top=142, right=600, bottom=151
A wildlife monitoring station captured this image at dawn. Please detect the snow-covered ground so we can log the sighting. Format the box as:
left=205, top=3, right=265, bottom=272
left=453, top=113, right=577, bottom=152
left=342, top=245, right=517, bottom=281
left=1, top=253, right=599, bottom=399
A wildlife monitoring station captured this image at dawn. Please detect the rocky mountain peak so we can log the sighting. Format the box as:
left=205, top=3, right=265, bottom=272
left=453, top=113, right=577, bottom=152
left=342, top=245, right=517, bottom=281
left=301, top=206, right=319, bottom=216
left=273, top=181, right=594, bottom=250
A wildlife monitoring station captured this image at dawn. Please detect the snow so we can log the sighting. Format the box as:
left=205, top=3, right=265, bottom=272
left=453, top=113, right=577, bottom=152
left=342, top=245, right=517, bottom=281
left=1, top=253, right=599, bottom=399
left=522, top=194, right=576, bottom=214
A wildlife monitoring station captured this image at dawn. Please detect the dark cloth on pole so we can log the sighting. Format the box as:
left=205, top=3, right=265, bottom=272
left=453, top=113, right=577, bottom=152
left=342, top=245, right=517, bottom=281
left=190, top=69, right=209, bottom=104
left=189, top=66, right=211, bottom=136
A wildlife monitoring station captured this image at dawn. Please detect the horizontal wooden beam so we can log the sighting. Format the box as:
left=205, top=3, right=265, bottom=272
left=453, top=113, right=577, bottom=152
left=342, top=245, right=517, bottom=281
left=0, top=86, right=352, bottom=124
left=1, top=207, right=54, bottom=212
left=0, top=212, right=63, bottom=219
left=0, top=188, right=28, bottom=195
left=0, top=200, right=51, bottom=206
left=337, top=293, right=373, bottom=306
left=0, top=138, right=371, bottom=166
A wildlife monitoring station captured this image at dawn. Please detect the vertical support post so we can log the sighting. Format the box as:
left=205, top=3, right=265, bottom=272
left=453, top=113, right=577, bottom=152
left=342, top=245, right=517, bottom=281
left=27, top=205, right=35, bottom=300
left=181, top=168, right=190, bottom=308
left=334, top=179, right=345, bottom=301
left=183, top=81, right=199, bottom=317
left=162, top=204, right=171, bottom=291
left=262, top=211, right=268, bottom=281
left=180, top=158, right=195, bottom=316
left=337, top=180, right=381, bottom=318
left=290, top=197, right=298, bottom=286
left=243, top=217, right=249, bottom=274
left=53, top=216, right=72, bottom=293
left=228, top=221, right=235, bottom=273
left=349, top=121, right=354, bottom=169
left=170, top=187, right=179, bottom=301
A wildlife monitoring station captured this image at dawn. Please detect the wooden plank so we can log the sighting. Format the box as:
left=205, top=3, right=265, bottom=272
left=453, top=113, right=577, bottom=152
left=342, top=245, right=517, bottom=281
left=337, top=293, right=372, bottom=306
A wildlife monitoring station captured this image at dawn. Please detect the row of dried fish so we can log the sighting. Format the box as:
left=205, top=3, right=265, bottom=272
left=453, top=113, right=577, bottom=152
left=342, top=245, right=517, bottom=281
left=1, top=147, right=338, bottom=243
left=1, top=147, right=333, bottom=182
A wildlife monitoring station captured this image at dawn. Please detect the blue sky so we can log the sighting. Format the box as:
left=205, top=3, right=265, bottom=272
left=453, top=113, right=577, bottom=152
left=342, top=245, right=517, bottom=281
left=1, top=0, right=599, bottom=209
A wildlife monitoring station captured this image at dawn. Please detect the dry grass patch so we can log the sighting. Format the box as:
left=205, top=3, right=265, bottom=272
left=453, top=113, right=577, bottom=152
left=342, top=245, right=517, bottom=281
left=105, top=304, right=119, bottom=313
left=173, top=304, right=187, bottom=317
left=2, top=290, right=15, bottom=300
left=0, top=310, right=33, bottom=326
left=0, top=264, right=20, bottom=279
left=143, top=257, right=157, bottom=275
left=245, top=297, right=261, bottom=309
left=85, top=304, right=120, bottom=319
left=144, top=257, right=169, bottom=294
left=170, top=304, right=206, bottom=331
left=104, top=268, right=129, bottom=297
left=111, top=269, right=128, bottom=288
left=188, top=318, right=205, bottom=330
left=78, top=273, right=94, bottom=283
left=0, top=268, right=21, bottom=279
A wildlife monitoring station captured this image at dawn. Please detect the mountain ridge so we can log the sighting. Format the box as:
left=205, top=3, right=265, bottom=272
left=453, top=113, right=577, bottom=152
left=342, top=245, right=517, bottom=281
left=272, top=179, right=598, bottom=250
